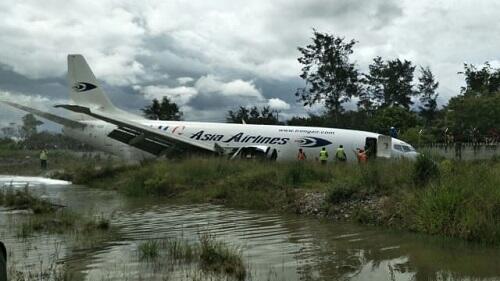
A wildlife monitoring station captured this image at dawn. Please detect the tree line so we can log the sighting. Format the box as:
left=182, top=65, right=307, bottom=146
left=142, top=30, right=499, bottom=145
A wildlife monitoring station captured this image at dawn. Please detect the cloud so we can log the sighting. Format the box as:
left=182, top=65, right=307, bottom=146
left=1, top=0, right=500, bottom=124
left=268, top=98, right=291, bottom=110
left=177, top=77, right=194, bottom=85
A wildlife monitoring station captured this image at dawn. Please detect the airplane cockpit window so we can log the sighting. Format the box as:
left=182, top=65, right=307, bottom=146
left=393, top=144, right=403, bottom=151
left=402, top=145, right=415, bottom=152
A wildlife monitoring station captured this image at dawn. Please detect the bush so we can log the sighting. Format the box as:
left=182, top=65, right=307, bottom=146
left=327, top=181, right=357, bottom=204
left=412, top=153, right=439, bottom=186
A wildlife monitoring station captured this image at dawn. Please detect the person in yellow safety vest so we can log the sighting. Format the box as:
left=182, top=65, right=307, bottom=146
left=335, top=145, right=347, bottom=162
left=40, top=149, right=48, bottom=170
left=319, top=147, right=328, bottom=165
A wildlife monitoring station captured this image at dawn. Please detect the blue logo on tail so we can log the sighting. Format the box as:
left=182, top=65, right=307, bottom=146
left=295, top=137, right=332, bottom=148
left=72, top=82, right=97, bottom=92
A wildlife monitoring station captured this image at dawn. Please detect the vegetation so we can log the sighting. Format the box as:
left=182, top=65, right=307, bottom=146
left=0, top=185, right=57, bottom=214
left=60, top=156, right=500, bottom=245
left=141, top=96, right=183, bottom=120
left=137, top=234, right=245, bottom=280
left=227, top=105, right=282, bottom=125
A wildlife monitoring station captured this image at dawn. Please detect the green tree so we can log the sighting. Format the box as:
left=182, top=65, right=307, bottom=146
left=460, top=62, right=500, bottom=96
left=369, top=107, right=418, bottom=134
left=363, top=57, right=416, bottom=109
left=417, top=66, right=439, bottom=126
left=20, top=114, right=43, bottom=139
left=295, top=30, right=361, bottom=122
left=227, top=106, right=281, bottom=125
left=446, top=94, right=500, bottom=138
left=142, top=97, right=183, bottom=120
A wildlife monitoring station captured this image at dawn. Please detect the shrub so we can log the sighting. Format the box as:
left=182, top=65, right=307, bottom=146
left=412, top=153, right=439, bottom=186
left=327, top=181, right=357, bottom=204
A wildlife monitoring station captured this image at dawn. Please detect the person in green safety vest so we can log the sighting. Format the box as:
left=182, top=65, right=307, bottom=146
left=40, top=149, right=48, bottom=170
left=319, top=147, right=328, bottom=165
left=335, top=145, right=347, bottom=162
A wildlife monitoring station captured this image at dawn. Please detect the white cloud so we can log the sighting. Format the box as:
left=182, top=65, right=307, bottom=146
left=1, top=0, right=500, bottom=122
left=140, top=85, right=198, bottom=105
left=177, top=77, right=194, bottom=85
left=194, top=75, right=264, bottom=99
left=268, top=98, right=291, bottom=110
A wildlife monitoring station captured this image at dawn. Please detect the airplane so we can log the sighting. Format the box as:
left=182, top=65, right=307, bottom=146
left=1, top=54, right=419, bottom=162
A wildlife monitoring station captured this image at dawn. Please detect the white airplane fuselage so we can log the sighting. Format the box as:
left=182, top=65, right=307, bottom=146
left=62, top=119, right=418, bottom=162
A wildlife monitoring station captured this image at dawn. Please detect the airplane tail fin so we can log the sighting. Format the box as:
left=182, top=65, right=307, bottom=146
left=67, top=54, right=118, bottom=113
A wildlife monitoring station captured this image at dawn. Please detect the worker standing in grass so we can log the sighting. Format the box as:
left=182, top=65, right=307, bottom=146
left=297, top=148, right=307, bottom=161
left=354, top=148, right=368, bottom=164
left=335, top=145, right=347, bottom=163
left=40, top=149, right=48, bottom=170
left=319, top=147, right=328, bottom=165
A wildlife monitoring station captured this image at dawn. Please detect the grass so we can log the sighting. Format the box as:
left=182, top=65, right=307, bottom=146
left=0, top=185, right=57, bottom=214
left=6, top=149, right=499, bottom=245
left=73, top=155, right=500, bottom=245
left=137, top=233, right=246, bottom=280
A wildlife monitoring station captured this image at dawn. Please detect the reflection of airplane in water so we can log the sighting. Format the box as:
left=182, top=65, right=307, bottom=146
left=1, top=55, right=418, bottom=162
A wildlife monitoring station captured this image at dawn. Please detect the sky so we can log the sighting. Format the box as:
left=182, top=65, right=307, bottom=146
left=0, top=0, right=499, bottom=130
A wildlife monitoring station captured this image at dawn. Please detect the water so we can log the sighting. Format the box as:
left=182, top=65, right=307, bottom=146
left=1, top=176, right=500, bottom=281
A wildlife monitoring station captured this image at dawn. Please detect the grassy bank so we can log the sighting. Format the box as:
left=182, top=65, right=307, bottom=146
left=0, top=147, right=116, bottom=176
left=61, top=156, right=500, bottom=245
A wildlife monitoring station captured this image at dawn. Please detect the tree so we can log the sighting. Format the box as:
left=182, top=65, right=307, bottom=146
left=446, top=93, right=500, bottom=138
left=363, top=57, right=416, bottom=109
left=295, top=30, right=361, bottom=122
left=227, top=106, right=281, bottom=125
left=369, top=107, right=418, bottom=135
left=417, top=66, right=439, bottom=126
left=20, top=114, right=43, bottom=139
left=460, top=62, right=500, bottom=96
left=142, top=97, right=183, bottom=120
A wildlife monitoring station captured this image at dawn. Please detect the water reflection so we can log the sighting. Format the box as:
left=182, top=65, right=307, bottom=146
left=1, top=176, right=499, bottom=281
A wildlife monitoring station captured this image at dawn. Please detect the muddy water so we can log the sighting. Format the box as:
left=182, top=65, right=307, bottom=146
left=1, top=176, right=500, bottom=281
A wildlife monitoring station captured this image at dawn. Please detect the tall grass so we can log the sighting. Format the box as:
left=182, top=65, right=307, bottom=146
left=137, top=234, right=246, bottom=280
left=73, top=156, right=500, bottom=244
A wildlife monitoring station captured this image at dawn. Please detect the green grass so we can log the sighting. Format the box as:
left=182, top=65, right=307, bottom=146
left=45, top=155, right=500, bottom=245
left=199, top=233, right=246, bottom=280
left=0, top=185, right=57, bottom=214
left=137, top=234, right=246, bottom=280
left=138, top=239, right=161, bottom=260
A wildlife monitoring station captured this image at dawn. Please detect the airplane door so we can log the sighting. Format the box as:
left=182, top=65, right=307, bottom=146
left=365, top=137, right=377, bottom=158
left=377, top=135, right=392, bottom=158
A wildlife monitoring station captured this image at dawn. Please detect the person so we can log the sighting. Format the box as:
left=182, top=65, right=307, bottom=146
left=355, top=148, right=368, bottom=164
left=390, top=126, right=398, bottom=138
left=40, top=149, right=48, bottom=170
left=335, top=145, right=347, bottom=162
left=319, top=147, right=328, bottom=165
left=297, top=148, right=307, bottom=161
left=0, top=241, right=6, bottom=281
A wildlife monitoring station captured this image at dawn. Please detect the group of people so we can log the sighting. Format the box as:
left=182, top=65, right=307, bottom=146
left=297, top=146, right=368, bottom=164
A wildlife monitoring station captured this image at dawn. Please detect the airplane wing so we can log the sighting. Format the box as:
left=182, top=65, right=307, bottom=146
left=55, top=104, right=223, bottom=155
left=0, top=100, right=85, bottom=129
